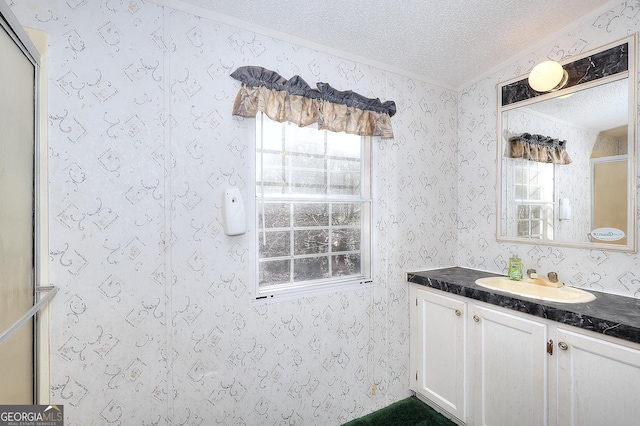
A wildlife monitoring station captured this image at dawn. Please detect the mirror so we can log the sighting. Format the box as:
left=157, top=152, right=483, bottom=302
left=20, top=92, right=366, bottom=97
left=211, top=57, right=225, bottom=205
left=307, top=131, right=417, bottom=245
left=496, top=35, right=637, bottom=251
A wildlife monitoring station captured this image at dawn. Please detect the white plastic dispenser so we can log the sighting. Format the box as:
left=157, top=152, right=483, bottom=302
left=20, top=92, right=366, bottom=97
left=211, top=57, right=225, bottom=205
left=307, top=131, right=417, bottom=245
left=559, top=198, right=572, bottom=221
left=222, top=188, right=246, bottom=236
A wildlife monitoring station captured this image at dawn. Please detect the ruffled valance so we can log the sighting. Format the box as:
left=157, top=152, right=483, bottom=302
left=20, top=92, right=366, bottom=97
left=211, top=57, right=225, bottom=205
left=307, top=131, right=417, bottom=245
left=230, top=66, right=396, bottom=139
left=507, top=133, right=572, bottom=165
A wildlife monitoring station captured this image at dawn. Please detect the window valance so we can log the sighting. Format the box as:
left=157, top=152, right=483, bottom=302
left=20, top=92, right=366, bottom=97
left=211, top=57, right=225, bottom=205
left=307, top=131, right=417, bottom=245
left=507, top=133, right=572, bottom=165
left=230, top=66, right=396, bottom=139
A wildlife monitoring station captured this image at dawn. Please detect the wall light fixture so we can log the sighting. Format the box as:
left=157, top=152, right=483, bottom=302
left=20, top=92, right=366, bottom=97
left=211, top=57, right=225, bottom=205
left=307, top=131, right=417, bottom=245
left=528, top=60, right=569, bottom=92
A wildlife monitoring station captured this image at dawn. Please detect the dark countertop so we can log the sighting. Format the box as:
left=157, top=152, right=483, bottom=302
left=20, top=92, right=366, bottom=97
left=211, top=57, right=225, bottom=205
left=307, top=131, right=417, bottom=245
left=407, top=267, right=640, bottom=345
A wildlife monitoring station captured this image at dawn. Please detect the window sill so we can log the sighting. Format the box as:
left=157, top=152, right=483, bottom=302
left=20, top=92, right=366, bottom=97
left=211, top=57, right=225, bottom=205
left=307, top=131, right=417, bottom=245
left=251, top=278, right=372, bottom=305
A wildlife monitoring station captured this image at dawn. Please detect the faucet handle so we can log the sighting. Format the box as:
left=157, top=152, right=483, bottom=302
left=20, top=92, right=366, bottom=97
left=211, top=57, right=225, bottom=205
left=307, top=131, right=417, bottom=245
left=526, top=268, right=537, bottom=278
left=547, top=272, right=558, bottom=283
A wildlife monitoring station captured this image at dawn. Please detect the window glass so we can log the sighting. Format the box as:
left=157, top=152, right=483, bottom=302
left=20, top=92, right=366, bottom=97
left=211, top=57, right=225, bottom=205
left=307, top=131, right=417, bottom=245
left=514, top=160, right=555, bottom=239
left=256, top=114, right=371, bottom=298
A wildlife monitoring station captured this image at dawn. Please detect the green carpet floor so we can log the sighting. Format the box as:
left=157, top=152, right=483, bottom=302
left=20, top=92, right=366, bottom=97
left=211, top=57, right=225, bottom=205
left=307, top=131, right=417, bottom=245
left=342, top=396, right=456, bottom=426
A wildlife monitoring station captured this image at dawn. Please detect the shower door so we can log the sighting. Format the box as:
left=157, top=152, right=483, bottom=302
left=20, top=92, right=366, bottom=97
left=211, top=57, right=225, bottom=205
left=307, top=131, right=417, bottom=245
left=591, top=156, right=628, bottom=246
left=0, top=9, right=37, bottom=403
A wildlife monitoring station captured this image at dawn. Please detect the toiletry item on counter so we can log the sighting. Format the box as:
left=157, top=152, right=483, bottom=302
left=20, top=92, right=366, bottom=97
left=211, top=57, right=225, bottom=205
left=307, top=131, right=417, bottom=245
left=508, top=255, right=523, bottom=281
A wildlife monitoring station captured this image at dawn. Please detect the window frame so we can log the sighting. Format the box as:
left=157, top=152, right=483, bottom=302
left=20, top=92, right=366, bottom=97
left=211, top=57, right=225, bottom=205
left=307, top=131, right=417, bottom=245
left=253, top=113, right=372, bottom=302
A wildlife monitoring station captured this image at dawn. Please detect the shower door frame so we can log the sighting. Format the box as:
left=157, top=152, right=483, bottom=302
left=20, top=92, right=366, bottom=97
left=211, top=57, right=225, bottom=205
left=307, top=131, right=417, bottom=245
left=0, top=1, right=48, bottom=404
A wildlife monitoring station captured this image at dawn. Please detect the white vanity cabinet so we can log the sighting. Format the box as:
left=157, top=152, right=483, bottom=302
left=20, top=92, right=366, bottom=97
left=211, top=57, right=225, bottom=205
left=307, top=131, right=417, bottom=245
left=470, top=304, right=548, bottom=426
left=555, top=327, right=640, bottom=426
left=410, top=284, right=548, bottom=425
left=410, top=283, right=640, bottom=426
left=410, top=285, right=468, bottom=423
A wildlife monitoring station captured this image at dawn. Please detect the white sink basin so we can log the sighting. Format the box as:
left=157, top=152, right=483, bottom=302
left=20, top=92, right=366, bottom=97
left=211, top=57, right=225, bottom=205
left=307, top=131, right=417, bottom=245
left=475, top=276, right=596, bottom=304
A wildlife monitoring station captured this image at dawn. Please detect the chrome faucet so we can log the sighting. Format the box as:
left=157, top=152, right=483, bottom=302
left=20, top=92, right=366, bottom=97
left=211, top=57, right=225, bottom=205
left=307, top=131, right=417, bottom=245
left=526, top=269, right=562, bottom=287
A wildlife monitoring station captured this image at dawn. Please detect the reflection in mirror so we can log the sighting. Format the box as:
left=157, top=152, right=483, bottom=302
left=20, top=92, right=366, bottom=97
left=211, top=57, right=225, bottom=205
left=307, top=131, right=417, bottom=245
left=496, top=36, right=637, bottom=251
left=502, top=80, right=627, bottom=243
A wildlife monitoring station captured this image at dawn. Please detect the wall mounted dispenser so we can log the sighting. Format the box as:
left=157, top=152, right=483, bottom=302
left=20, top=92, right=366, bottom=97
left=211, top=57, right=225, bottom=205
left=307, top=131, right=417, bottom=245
left=222, top=188, right=246, bottom=236
left=559, top=198, right=572, bottom=221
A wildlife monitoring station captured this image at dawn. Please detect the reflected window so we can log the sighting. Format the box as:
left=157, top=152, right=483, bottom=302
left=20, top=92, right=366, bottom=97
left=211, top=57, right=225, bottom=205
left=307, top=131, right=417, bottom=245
left=514, top=160, right=554, bottom=239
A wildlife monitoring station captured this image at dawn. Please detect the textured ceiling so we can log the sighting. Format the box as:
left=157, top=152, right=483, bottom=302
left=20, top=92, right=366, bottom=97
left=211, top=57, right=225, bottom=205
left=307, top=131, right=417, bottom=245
left=523, top=78, right=628, bottom=138
left=171, top=0, right=614, bottom=89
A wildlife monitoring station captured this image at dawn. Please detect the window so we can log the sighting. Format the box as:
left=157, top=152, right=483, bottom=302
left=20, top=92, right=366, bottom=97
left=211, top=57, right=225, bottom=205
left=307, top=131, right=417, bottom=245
left=255, top=113, right=372, bottom=299
left=514, top=160, right=554, bottom=239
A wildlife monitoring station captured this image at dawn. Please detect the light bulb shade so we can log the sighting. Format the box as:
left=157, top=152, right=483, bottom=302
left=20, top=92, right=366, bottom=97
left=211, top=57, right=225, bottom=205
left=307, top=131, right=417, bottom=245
left=528, top=61, right=568, bottom=92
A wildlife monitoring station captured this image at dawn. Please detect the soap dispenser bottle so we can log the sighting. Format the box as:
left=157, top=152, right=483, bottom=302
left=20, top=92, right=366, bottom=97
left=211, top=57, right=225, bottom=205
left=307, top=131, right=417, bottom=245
left=508, top=255, right=523, bottom=281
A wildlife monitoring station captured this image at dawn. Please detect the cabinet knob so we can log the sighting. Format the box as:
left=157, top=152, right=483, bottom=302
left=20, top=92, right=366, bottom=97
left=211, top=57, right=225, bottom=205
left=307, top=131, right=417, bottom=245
left=473, top=315, right=480, bottom=322
left=558, top=341, right=569, bottom=351
left=455, top=309, right=462, bottom=317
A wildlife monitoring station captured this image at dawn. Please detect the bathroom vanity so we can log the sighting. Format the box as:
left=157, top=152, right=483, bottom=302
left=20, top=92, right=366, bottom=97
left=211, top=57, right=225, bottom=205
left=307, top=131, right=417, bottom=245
left=407, top=267, right=640, bottom=426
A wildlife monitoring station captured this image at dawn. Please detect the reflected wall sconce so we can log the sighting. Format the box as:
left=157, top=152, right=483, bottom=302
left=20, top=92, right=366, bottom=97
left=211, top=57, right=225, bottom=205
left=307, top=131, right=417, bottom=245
left=528, top=60, right=569, bottom=92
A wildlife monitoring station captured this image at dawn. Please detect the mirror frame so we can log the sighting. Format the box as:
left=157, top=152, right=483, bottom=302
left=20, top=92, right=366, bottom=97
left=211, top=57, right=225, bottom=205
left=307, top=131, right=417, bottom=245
left=496, top=34, right=637, bottom=252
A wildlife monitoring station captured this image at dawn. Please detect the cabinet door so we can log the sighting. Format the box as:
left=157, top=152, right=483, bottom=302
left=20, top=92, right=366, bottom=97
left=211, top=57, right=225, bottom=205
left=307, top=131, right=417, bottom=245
left=410, top=286, right=467, bottom=422
left=472, top=305, right=548, bottom=426
left=556, top=328, right=640, bottom=426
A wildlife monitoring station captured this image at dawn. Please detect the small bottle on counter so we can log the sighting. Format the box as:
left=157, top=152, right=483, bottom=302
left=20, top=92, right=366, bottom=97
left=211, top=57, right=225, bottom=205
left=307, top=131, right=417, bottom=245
left=508, top=255, right=523, bottom=281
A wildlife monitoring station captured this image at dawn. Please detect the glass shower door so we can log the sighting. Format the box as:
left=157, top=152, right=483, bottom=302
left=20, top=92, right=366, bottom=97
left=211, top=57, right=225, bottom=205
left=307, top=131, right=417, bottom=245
left=0, top=19, right=36, bottom=403
left=591, top=156, right=628, bottom=246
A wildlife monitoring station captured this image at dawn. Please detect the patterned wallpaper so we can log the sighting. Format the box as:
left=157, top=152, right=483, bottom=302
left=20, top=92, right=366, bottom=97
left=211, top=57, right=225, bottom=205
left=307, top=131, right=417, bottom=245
left=10, top=0, right=457, bottom=424
left=457, top=0, right=640, bottom=297
left=9, top=0, right=640, bottom=424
